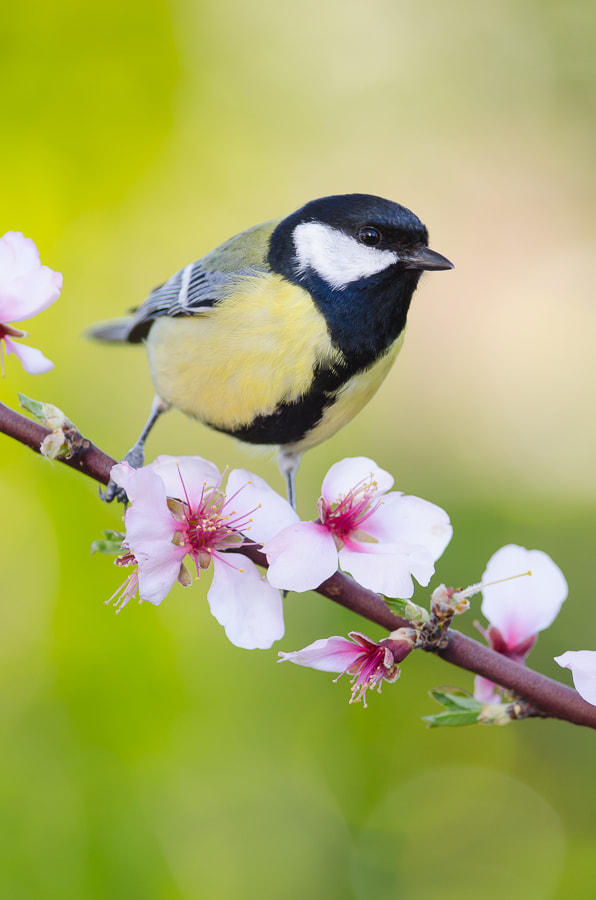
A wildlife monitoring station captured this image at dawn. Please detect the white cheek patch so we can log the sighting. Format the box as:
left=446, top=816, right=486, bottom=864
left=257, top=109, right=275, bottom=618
left=293, top=221, right=399, bottom=290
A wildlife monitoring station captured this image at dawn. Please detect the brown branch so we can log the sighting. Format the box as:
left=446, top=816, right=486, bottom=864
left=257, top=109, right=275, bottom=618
left=0, top=401, right=117, bottom=482
left=2, top=399, right=595, bottom=729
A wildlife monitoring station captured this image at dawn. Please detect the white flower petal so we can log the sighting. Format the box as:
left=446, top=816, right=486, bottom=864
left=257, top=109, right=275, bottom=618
left=338, top=542, right=418, bottom=598
left=135, top=541, right=185, bottom=605
left=117, top=469, right=186, bottom=605
left=321, top=456, right=393, bottom=504
left=150, top=455, right=222, bottom=504
left=0, top=231, right=62, bottom=321
left=0, top=231, right=41, bottom=279
left=481, top=545, right=568, bottom=646
left=265, top=522, right=338, bottom=591
left=209, top=553, right=284, bottom=649
left=279, top=636, right=362, bottom=672
left=124, top=493, right=176, bottom=548
left=554, top=651, right=596, bottom=706
left=366, top=493, right=452, bottom=562
left=3, top=337, right=53, bottom=374
left=111, top=461, right=163, bottom=504
left=226, top=468, right=299, bottom=543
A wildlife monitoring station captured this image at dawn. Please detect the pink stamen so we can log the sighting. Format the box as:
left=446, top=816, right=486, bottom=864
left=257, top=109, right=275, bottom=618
left=333, top=632, right=399, bottom=707
left=171, top=468, right=260, bottom=577
left=321, top=475, right=382, bottom=541
left=106, top=554, right=140, bottom=613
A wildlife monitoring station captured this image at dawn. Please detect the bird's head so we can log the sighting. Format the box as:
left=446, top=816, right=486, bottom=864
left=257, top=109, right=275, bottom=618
left=268, top=193, right=453, bottom=359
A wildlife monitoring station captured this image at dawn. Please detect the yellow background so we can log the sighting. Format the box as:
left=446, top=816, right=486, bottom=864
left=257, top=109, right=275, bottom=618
left=1, top=1, right=595, bottom=897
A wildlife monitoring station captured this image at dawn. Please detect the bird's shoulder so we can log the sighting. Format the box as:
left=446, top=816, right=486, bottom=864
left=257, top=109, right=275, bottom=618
left=127, top=218, right=282, bottom=341
left=200, top=218, right=281, bottom=273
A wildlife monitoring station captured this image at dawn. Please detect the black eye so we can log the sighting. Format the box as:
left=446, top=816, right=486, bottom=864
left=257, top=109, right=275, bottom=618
left=358, top=226, right=381, bottom=246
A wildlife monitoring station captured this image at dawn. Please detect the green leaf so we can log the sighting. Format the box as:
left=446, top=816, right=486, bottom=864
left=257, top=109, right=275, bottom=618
left=423, top=709, right=483, bottom=728
left=18, top=393, right=46, bottom=420
left=429, top=688, right=483, bottom=711
left=18, top=392, right=68, bottom=428
left=384, top=596, right=430, bottom=624
left=91, top=530, right=125, bottom=555
left=424, top=688, right=515, bottom=727
left=424, top=688, right=484, bottom=726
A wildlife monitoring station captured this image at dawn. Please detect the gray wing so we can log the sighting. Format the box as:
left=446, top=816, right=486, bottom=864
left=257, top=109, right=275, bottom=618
left=89, top=218, right=281, bottom=344
left=125, top=262, right=232, bottom=342
left=125, top=218, right=281, bottom=342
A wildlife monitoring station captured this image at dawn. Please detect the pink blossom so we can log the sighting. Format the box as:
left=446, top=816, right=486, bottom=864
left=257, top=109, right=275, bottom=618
left=0, top=231, right=62, bottom=374
left=265, top=457, right=452, bottom=596
left=110, top=456, right=297, bottom=649
left=279, top=630, right=414, bottom=706
left=554, top=651, right=596, bottom=706
left=473, top=544, right=567, bottom=702
left=480, top=545, right=567, bottom=653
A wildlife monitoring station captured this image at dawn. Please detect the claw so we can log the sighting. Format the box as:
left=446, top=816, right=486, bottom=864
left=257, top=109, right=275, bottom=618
left=98, top=394, right=170, bottom=505
left=99, top=480, right=129, bottom=505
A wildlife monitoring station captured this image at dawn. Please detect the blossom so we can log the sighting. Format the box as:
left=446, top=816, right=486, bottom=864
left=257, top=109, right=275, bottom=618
left=554, top=651, right=596, bottom=706
left=279, top=629, right=415, bottom=706
left=479, top=545, right=568, bottom=656
left=0, top=231, right=62, bottom=374
left=265, top=457, right=452, bottom=597
left=473, top=544, right=567, bottom=702
left=110, top=456, right=297, bottom=649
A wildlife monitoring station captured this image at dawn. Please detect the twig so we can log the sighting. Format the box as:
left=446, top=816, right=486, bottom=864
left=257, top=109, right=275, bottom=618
left=2, top=400, right=595, bottom=729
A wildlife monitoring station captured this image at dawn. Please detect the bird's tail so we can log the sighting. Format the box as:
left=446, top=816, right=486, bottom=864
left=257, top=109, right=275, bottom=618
left=86, top=318, right=133, bottom=343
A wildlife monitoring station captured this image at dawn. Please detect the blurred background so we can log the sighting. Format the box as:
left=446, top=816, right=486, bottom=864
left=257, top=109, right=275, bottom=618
left=1, top=0, right=596, bottom=897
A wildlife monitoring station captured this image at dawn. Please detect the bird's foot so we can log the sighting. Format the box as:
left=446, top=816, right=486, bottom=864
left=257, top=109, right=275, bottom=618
left=99, top=444, right=146, bottom=504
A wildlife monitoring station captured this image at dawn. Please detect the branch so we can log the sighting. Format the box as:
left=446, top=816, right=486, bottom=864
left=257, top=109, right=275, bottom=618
left=0, top=401, right=116, bottom=482
left=2, top=400, right=595, bottom=729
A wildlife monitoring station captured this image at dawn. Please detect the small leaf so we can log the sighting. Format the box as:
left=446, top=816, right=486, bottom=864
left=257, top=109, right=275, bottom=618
left=424, top=688, right=514, bottom=727
left=91, top=530, right=125, bottom=555
left=384, top=596, right=430, bottom=624
left=429, top=688, right=482, bottom=711
left=19, top=392, right=68, bottom=429
left=423, top=708, right=483, bottom=728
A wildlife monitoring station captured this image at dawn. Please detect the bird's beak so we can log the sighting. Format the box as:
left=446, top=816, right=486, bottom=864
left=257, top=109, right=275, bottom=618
left=402, top=245, right=454, bottom=271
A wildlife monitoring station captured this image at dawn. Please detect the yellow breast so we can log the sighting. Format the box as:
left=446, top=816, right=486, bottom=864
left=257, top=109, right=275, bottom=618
left=146, top=272, right=342, bottom=431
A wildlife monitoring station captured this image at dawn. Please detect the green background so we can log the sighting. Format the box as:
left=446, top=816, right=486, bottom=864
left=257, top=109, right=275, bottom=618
left=2, top=1, right=596, bottom=897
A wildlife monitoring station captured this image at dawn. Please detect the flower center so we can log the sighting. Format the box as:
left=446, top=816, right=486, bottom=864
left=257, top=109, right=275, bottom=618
left=334, top=633, right=400, bottom=707
left=318, top=475, right=381, bottom=542
left=170, top=474, right=257, bottom=573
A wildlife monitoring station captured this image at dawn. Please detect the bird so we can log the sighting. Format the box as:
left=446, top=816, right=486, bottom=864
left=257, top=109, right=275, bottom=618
left=90, top=193, right=453, bottom=507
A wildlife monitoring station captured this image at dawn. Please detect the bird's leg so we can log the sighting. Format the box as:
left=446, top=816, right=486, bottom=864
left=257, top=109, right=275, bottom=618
left=277, top=449, right=302, bottom=511
left=100, top=394, right=171, bottom=503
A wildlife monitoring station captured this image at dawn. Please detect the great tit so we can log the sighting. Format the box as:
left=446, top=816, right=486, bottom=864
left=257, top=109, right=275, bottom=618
left=91, top=193, right=453, bottom=506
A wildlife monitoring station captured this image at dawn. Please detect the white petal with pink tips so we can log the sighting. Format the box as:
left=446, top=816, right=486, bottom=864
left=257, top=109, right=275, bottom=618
left=109, top=456, right=290, bottom=649
left=0, top=231, right=62, bottom=374
left=279, top=636, right=363, bottom=672
left=481, top=545, right=568, bottom=647
left=3, top=337, right=54, bottom=374
left=265, top=456, right=452, bottom=598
